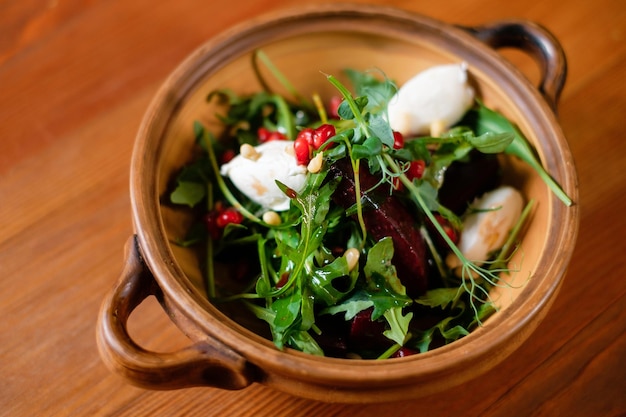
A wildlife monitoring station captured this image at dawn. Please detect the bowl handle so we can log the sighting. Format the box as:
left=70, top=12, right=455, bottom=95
left=464, top=20, right=567, bottom=112
left=96, top=235, right=256, bottom=390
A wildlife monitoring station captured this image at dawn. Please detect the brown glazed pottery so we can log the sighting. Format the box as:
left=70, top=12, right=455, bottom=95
left=96, top=4, right=579, bottom=403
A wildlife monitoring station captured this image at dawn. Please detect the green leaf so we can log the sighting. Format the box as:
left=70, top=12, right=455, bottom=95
left=415, top=287, right=462, bottom=309
left=170, top=181, right=205, bottom=207
left=469, top=301, right=497, bottom=327
left=309, top=256, right=358, bottom=306
left=367, top=288, right=412, bottom=320
left=361, top=238, right=413, bottom=320
left=288, top=330, right=325, bottom=356
left=414, top=181, right=440, bottom=212
left=473, top=102, right=572, bottom=206
left=321, top=296, right=373, bottom=320
left=271, top=291, right=302, bottom=347
left=343, top=68, right=397, bottom=115
left=468, top=131, right=515, bottom=154
left=411, top=181, right=462, bottom=229
left=351, top=135, right=383, bottom=160
left=366, top=113, right=394, bottom=148
left=410, top=316, right=470, bottom=353
left=383, top=307, right=413, bottom=345
left=337, top=96, right=368, bottom=120
left=300, top=286, right=316, bottom=330
left=363, top=237, right=406, bottom=296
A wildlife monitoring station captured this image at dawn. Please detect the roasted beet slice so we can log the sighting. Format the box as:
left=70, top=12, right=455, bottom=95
left=437, top=151, right=501, bottom=215
left=312, top=314, right=350, bottom=358
left=349, top=307, right=391, bottom=351
left=329, top=158, right=429, bottom=297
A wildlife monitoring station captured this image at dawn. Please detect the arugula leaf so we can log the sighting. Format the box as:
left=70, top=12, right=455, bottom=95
left=363, top=237, right=406, bottom=296
left=270, top=291, right=302, bottom=349
left=309, top=256, right=359, bottom=306
left=468, top=131, right=515, bottom=153
left=362, top=238, right=412, bottom=320
left=288, top=330, right=325, bottom=356
left=472, top=102, right=572, bottom=206
left=320, top=294, right=373, bottom=320
left=383, top=307, right=413, bottom=346
left=410, top=317, right=470, bottom=353
left=415, top=288, right=462, bottom=309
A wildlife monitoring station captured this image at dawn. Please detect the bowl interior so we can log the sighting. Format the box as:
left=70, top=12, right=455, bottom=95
left=138, top=8, right=575, bottom=364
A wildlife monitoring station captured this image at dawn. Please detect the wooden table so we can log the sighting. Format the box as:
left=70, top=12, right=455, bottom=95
left=2, top=0, right=624, bottom=415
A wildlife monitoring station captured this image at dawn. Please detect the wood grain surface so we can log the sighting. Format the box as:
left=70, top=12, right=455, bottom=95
left=1, top=0, right=625, bottom=415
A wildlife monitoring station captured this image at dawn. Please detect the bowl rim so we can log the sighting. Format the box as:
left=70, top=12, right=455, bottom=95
left=130, top=3, right=579, bottom=387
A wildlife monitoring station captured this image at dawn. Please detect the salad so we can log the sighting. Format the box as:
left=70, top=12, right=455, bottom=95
left=168, top=51, right=571, bottom=359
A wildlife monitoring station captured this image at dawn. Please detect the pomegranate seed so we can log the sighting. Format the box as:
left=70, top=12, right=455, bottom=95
left=407, top=160, right=426, bottom=180
left=391, top=160, right=426, bottom=193
left=293, top=137, right=311, bottom=165
left=391, top=346, right=419, bottom=358
left=312, top=124, right=336, bottom=150
left=258, top=127, right=286, bottom=143
left=257, top=127, right=271, bottom=142
left=392, top=131, right=404, bottom=149
left=203, top=211, right=222, bottom=240
left=216, top=207, right=244, bottom=228
left=433, top=213, right=459, bottom=244
left=328, top=96, right=343, bottom=119
left=220, top=149, right=236, bottom=164
left=270, top=131, right=286, bottom=141
left=296, top=128, right=315, bottom=146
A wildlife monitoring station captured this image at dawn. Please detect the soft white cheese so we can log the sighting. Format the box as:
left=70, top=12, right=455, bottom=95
left=387, top=63, right=475, bottom=136
left=448, top=186, right=524, bottom=268
left=220, top=140, right=308, bottom=211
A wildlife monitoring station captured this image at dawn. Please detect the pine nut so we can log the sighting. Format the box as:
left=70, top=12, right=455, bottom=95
left=307, top=151, right=324, bottom=173
left=240, top=143, right=260, bottom=161
left=262, top=210, right=282, bottom=226
left=344, top=247, right=360, bottom=271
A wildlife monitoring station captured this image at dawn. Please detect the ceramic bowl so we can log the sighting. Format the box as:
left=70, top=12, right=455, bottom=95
left=97, top=4, right=579, bottom=403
